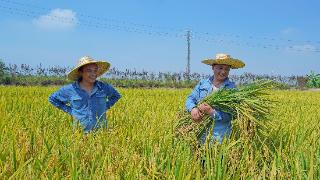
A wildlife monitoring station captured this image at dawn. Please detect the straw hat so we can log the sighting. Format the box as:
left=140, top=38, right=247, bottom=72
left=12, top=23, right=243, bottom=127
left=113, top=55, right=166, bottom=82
left=67, top=56, right=110, bottom=81
left=202, top=53, right=245, bottom=69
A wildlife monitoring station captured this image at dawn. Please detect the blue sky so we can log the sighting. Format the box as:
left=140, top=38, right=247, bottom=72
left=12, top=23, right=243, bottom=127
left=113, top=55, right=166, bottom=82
left=0, top=0, right=319, bottom=76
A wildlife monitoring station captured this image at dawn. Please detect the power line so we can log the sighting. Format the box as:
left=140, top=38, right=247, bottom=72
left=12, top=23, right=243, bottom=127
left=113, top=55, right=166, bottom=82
left=192, top=31, right=320, bottom=53
left=0, top=0, right=185, bottom=34
left=0, top=1, right=320, bottom=53
left=192, top=29, right=320, bottom=45
left=0, top=4, right=185, bottom=39
left=1, top=0, right=320, bottom=46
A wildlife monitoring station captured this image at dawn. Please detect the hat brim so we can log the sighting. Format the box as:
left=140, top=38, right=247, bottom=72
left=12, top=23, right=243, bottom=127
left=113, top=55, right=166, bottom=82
left=202, top=58, right=245, bottom=69
left=67, top=61, right=110, bottom=81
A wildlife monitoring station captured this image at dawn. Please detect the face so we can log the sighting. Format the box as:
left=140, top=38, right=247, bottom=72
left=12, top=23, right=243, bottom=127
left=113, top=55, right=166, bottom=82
left=212, top=64, right=231, bottom=82
left=79, top=63, right=99, bottom=84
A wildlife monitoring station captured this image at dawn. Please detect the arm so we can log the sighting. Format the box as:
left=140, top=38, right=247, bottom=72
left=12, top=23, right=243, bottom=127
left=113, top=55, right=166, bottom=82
left=104, top=84, right=121, bottom=110
left=48, top=86, right=72, bottom=115
left=185, top=81, right=201, bottom=112
left=186, top=81, right=206, bottom=122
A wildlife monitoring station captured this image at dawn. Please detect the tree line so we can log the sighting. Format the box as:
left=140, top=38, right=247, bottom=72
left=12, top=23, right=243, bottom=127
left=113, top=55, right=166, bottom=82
left=1, top=60, right=319, bottom=88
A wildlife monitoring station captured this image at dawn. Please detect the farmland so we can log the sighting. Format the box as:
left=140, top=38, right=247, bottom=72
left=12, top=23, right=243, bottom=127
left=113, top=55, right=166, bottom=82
left=0, top=86, right=320, bottom=179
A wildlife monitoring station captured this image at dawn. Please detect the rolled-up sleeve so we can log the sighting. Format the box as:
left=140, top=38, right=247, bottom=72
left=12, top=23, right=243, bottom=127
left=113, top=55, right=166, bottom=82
left=48, top=86, right=72, bottom=115
left=104, top=84, right=121, bottom=110
left=185, top=81, right=202, bottom=112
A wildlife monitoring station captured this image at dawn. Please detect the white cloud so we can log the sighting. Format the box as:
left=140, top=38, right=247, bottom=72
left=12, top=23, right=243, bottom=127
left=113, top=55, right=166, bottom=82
left=285, top=44, right=317, bottom=52
left=281, top=27, right=298, bottom=35
left=33, top=9, right=78, bottom=30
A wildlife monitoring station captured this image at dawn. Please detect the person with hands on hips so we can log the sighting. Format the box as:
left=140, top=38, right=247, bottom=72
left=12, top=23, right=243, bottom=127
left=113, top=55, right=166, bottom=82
left=49, top=56, right=121, bottom=133
left=185, top=53, right=245, bottom=144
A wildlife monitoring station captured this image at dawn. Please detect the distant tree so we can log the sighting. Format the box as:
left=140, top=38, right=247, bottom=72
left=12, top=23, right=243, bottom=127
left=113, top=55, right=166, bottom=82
left=0, top=59, right=8, bottom=77
left=306, top=71, right=320, bottom=88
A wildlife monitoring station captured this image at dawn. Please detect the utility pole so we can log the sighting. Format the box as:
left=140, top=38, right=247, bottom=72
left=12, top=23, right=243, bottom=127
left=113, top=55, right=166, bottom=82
left=186, top=30, right=191, bottom=80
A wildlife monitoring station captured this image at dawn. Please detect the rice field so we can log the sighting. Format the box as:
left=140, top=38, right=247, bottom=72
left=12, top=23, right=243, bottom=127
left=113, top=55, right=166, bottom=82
left=0, top=86, right=320, bottom=179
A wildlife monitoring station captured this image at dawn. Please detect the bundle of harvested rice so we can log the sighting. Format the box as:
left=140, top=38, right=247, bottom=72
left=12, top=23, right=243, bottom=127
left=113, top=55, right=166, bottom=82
left=175, top=80, right=275, bottom=143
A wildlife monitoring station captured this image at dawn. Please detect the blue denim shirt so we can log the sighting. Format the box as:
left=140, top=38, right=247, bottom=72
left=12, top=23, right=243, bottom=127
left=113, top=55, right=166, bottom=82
left=185, top=76, right=236, bottom=143
left=49, top=80, right=121, bottom=133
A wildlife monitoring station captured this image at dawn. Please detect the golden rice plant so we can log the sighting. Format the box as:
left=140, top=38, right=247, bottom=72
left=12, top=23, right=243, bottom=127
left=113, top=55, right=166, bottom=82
left=0, top=86, right=320, bottom=179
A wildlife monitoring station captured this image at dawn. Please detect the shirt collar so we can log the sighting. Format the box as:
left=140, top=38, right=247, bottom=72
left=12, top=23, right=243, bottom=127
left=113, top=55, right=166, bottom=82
left=74, top=80, right=102, bottom=94
left=207, top=75, right=232, bottom=88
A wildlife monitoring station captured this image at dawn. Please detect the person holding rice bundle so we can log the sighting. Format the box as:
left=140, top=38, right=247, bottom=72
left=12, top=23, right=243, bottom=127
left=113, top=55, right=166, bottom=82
left=49, top=56, right=121, bottom=133
left=185, top=53, right=245, bottom=144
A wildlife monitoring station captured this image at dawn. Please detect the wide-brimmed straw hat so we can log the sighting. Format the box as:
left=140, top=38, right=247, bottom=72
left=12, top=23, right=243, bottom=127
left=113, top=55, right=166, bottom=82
left=202, top=53, right=245, bottom=69
left=67, top=56, right=110, bottom=81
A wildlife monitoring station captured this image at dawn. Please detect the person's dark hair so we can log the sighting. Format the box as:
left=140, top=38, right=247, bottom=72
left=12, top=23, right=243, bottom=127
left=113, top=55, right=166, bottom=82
left=77, top=67, right=84, bottom=81
left=78, top=66, right=83, bottom=72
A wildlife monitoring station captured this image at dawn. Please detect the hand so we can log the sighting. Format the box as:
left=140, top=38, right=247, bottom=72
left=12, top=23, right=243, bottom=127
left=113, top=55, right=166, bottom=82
left=198, top=103, right=215, bottom=116
left=191, top=108, right=203, bottom=122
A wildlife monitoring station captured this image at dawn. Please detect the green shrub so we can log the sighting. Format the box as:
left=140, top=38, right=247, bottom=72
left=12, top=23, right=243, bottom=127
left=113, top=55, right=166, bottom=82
left=306, top=71, right=320, bottom=88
